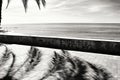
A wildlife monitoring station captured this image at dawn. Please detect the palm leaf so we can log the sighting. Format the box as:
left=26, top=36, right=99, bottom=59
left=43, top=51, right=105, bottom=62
left=41, top=0, right=46, bottom=7
left=35, top=0, right=41, bottom=9
left=6, top=0, right=11, bottom=9
left=6, top=0, right=46, bottom=12
left=22, top=0, right=28, bottom=12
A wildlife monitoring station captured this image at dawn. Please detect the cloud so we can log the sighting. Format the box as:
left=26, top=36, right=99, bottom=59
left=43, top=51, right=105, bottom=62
left=50, top=0, right=120, bottom=15
left=2, top=0, right=120, bottom=24
left=45, top=0, right=120, bottom=23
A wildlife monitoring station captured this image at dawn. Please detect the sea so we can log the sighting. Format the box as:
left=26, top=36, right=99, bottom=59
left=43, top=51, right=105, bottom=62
left=1, top=23, right=120, bottom=79
left=2, top=23, right=120, bottom=41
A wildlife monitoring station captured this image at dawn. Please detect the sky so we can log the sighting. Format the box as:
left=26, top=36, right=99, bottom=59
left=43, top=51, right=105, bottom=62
left=1, top=0, right=120, bottom=24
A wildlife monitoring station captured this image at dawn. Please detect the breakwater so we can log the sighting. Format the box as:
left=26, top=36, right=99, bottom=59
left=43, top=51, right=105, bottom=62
left=0, top=34, right=119, bottom=56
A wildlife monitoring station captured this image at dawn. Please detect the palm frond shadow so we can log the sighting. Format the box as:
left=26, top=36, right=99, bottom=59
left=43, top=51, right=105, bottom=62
left=0, top=46, right=42, bottom=80
left=41, top=50, right=114, bottom=80
left=0, top=45, right=115, bottom=80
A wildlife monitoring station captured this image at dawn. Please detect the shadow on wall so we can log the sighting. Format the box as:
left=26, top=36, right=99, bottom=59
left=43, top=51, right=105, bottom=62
left=0, top=44, right=116, bottom=80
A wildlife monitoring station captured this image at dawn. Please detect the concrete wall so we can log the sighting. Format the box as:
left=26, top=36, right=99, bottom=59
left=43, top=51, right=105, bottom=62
left=0, top=34, right=119, bottom=56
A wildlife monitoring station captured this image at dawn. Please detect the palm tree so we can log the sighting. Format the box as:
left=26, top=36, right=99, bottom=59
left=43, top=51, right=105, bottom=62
left=0, top=0, right=46, bottom=25
left=0, top=0, right=2, bottom=25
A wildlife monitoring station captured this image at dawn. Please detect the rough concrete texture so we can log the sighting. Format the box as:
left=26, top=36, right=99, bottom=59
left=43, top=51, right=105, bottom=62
left=0, top=34, right=119, bottom=56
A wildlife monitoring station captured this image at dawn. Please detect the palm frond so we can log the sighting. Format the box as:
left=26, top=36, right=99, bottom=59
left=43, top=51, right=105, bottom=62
left=6, top=0, right=11, bottom=9
left=6, top=0, right=46, bottom=12
left=22, top=0, right=28, bottom=12
left=41, top=0, right=46, bottom=7
left=35, top=0, right=41, bottom=9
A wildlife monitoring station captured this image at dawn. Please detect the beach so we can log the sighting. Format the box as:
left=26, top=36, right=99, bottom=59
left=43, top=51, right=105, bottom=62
left=1, top=23, right=120, bottom=79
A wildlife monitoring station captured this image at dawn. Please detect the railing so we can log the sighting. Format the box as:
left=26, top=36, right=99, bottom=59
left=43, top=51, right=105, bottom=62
left=0, top=34, right=119, bottom=56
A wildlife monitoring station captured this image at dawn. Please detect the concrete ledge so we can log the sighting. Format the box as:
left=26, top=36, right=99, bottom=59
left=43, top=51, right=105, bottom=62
left=0, top=34, right=119, bottom=56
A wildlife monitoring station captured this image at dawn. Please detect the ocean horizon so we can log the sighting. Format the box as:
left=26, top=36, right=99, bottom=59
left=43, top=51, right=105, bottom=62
left=0, top=23, right=119, bottom=79
left=2, top=23, right=120, bottom=40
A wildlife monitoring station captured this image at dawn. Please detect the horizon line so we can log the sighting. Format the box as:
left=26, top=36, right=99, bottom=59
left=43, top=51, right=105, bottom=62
left=2, top=22, right=120, bottom=25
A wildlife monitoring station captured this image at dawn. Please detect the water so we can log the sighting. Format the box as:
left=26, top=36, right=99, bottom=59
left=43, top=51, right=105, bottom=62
left=2, top=23, right=120, bottom=40
left=1, top=23, right=120, bottom=79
